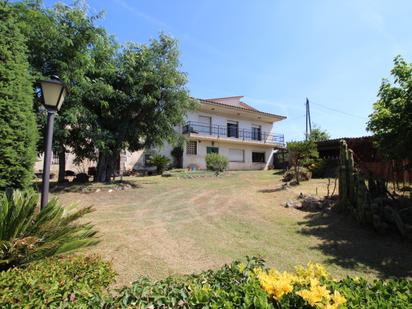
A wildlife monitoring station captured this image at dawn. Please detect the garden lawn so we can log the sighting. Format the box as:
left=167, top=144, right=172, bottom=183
left=55, top=171, right=412, bottom=287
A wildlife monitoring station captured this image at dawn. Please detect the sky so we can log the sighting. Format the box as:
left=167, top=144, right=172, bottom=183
left=44, top=0, right=412, bottom=141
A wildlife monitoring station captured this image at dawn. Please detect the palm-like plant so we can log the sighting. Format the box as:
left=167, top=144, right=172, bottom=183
left=149, top=154, right=171, bottom=175
left=0, top=190, right=98, bottom=270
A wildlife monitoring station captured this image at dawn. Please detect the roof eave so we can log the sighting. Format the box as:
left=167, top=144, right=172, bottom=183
left=196, top=98, right=287, bottom=122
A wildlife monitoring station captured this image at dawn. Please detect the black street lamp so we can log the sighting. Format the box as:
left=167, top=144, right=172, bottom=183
left=37, top=76, right=68, bottom=209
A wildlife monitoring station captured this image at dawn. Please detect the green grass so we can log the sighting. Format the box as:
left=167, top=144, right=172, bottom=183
left=55, top=170, right=412, bottom=287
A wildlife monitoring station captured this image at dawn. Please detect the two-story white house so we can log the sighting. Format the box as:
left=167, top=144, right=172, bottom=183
left=35, top=96, right=286, bottom=175
left=174, top=96, right=286, bottom=170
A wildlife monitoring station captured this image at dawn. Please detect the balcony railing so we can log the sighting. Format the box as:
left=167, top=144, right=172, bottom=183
left=182, top=121, right=284, bottom=146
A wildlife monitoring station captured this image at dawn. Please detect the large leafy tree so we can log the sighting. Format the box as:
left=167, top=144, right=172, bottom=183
left=12, top=0, right=106, bottom=182
left=0, top=4, right=37, bottom=190
left=367, top=56, right=412, bottom=163
left=82, top=34, right=194, bottom=182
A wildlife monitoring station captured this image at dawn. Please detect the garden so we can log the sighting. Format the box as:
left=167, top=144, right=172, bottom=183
left=1, top=0, right=412, bottom=307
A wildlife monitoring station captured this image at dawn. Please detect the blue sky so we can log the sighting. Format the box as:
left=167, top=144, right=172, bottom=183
left=45, top=0, right=412, bottom=141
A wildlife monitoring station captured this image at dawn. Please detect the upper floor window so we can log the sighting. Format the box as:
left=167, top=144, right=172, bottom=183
left=251, top=125, right=262, bottom=141
left=186, top=141, right=197, bottom=155
left=227, top=120, right=239, bottom=138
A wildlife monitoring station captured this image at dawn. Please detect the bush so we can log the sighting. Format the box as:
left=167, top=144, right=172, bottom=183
left=282, top=168, right=312, bottom=183
left=97, top=257, right=268, bottom=308
left=205, top=153, right=229, bottom=175
left=148, top=154, right=171, bottom=175
left=0, top=190, right=98, bottom=270
left=0, top=255, right=115, bottom=307
left=97, top=258, right=412, bottom=308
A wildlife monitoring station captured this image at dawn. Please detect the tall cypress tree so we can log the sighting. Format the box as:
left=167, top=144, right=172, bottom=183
left=0, top=5, right=37, bottom=190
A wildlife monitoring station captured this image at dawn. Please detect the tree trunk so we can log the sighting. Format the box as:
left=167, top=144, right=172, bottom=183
left=96, top=151, right=119, bottom=183
left=295, top=160, right=300, bottom=185
left=57, top=148, right=66, bottom=183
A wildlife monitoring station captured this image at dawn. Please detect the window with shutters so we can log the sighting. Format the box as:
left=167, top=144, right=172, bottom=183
left=186, top=141, right=197, bottom=155
left=229, top=149, right=244, bottom=162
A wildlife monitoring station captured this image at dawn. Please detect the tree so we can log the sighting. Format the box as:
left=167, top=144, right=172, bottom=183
left=12, top=0, right=106, bottom=182
left=0, top=5, right=37, bottom=190
left=309, top=124, right=330, bottom=142
left=367, top=55, right=412, bottom=163
left=287, top=140, right=318, bottom=185
left=82, top=34, right=195, bottom=182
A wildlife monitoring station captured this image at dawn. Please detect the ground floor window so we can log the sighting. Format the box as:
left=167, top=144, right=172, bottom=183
left=186, top=141, right=197, bottom=155
left=229, top=148, right=244, bottom=162
left=252, top=152, right=265, bottom=163
left=52, top=153, right=59, bottom=165
left=207, top=146, right=219, bottom=154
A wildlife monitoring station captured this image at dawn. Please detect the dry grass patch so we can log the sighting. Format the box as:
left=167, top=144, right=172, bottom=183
left=55, top=171, right=412, bottom=287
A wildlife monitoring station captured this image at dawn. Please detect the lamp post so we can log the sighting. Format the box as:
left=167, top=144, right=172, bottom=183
left=37, top=76, right=68, bottom=209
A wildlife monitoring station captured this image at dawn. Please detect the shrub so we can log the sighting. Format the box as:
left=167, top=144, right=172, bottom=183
left=0, top=190, right=98, bottom=270
left=287, top=140, right=318, bottom=185
left=282, top=167, right=312, bottom=183
left=0, top=255, right=115, bottom=307
left=98, top=256, right=269, bottom=308
left=97, top=258, right=411, bottom=308
left=205, top=153, right=229, bottom=175
left=148, top=154, right=171, bottom=175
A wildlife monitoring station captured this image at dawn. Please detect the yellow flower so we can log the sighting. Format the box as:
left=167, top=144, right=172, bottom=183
left=296, top=278, right=331, bottom=307
left=257, top=270, right=295, bottom=300
left=296, top=289, right=322, bottom=307
left=331, top=290, right=346, bottom=306
left=352, top=276, right=361, bottom=284
left=238, top=262, right=246, bottom=273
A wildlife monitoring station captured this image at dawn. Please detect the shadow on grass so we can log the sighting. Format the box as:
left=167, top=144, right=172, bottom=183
left=298, top=208, right=412, bottom=279
left=34, top=180, right=141, bottom=194
left=258, top=187, right=287, bottom=193
left=272, top=170, right=285, bottom=176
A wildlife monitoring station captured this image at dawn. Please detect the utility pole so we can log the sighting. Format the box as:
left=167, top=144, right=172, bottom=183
left=305, top=98, right=312, bottom=140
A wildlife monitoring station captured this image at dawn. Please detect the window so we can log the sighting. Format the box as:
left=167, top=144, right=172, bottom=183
left=227, top=121, right=239, bottom=138
left=186, top=141, right=197, bottom=155
left=52, top=153, right=59, bottom=165
left=207, top=146, right=219, bottom=154
left=252, top=152, right=265, bottom=163
left=229, top=149, right=244, bottom=162
left=144, top=154, right=152, bottom=165
left=199, top=115, right=212, bottom=135
left=251, top=125, right=262, bottom=141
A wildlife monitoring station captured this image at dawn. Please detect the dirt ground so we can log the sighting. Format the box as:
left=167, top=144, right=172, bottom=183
left=55, top=171, right=412, bottom=287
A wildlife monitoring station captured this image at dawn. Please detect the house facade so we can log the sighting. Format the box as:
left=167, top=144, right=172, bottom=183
left=34, top=96, right=286, bottom=175
left=177, top=96, right=285, bottom=170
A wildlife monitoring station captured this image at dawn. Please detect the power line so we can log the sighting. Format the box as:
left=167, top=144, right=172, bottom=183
left=310, top=101, right=367, bottom=120
left=286, top=114, right=306, bottom=121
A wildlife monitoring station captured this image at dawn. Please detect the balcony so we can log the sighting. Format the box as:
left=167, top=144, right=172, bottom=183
left=182, top=121, right=284, bottom=146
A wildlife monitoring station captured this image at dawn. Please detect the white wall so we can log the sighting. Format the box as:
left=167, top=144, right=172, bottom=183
left=183, top=139, right=273, bottom=170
